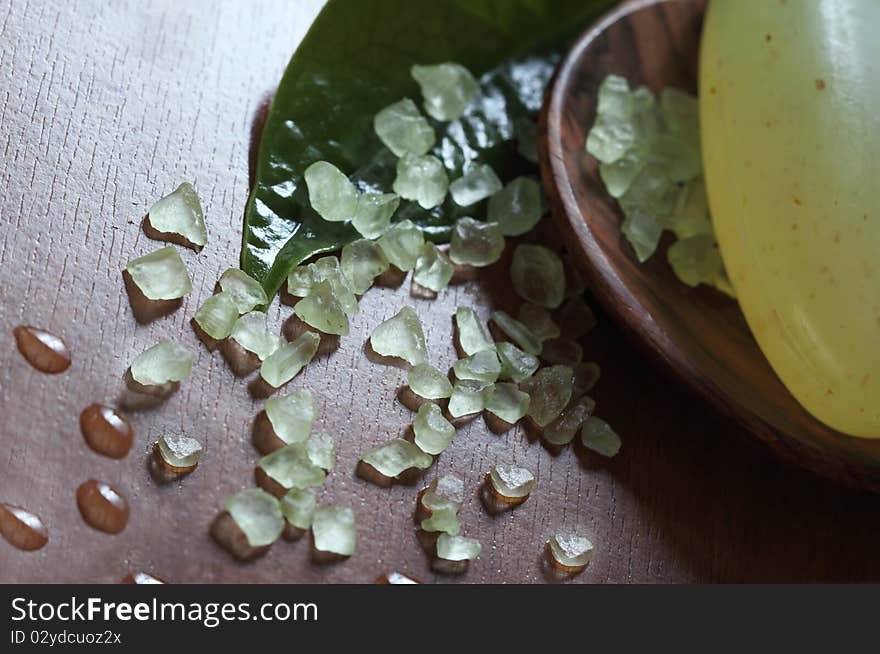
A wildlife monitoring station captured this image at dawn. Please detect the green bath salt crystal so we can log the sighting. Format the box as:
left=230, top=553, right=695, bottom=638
left=484, top=383, right=530, bottom=424
left=667, top=234, right=723, bottom=287
left=280, top=488, right=315, bottom=530
left=352, top=192, right=400, bottom=240
left=421, top=474, right=464, bottom=513
left=599, top=147, right=648, bottom=198
left=449, top=164, right=502, bottom=207
left=126, top=246, right=192, bottom=300
left=622, top=210, right=663, bottom=263
left=580, top=417, right=622, bottom=457
left=294, top=280, right=350, bottom=336
left=194, top=291, right=238, bottom=339
left=669, top=177, right=713, bottom=239
left=558, top=297, right=597, bottom=339
left=619, top=163, right=677, bottom=222
left=515, top=117, right=539, bottom=164
left=452, top=350, right=501, bottom=383
left=377, top=219, right=425, bottom=271
left=549, top=532, right=594, bottom=570
left=448, top=217, right=505, bottom=267
left=517, top=303, right=560, bottom=343
left=487, top=177, right=543, bottom=236
left=311, top=257, right=358, bottom=315
left=312, top=506, right=356, bottom=556
left=413, top=243, right=454, bottom=292
left=420, top=507, right=460, bottom=536
left=447, top=379, right=491, bottom=418
left=543, top=395, right=596, bottom=446
left=286, top=265, right=316, bottom=298
left=495, top=341, right=539, bottom=383
left=157, top=434, right=204, bottom=469
left=510, top=244, right=566, bottom=309
left=304, top=161, right=357, bottom=223
left=436, top=533, right=481, bottom=561
left=596, top=74, right=632, bottom=116
left=260, top=332, right=320, bottom=388
left=408, top=363, right=453, bottom=399
left=341, top=238, right=389, bottom=295
left=413, top=402, right=455, bottom=455
left=540, top=338, right=584, bottom=366
left=218, top=269, right=268, bottom=313
left=306, top=432, right=335, bottom=472
left=411, top=62, right=478, bottom=122
left=265, top=389, right=316, bottom=445
left=520, top=365, right=574, bottom=427
left=370, top=306, right=427, bottom=365
left=393, top=153, right=448, bottom=210
left=230, top=311, right=284, bottom=361
left=225, top=488, right=284, bottom=547
left=572, top=361, right=601, bottom=397
left=361, top=438, right=433, bottom=477
left=455, top=307, right=494, bottom=356
left=586, top=113, right=640, bottom=164
left=489, top=463, right=535, bottom=500
left=131, top=340, right=194, bottom=386
left=660, top=87, right=700, bottom=148
left=147, top=182, right=207, bottom=249
left=258, top=443, right=326, bottom=491
left=490, top=311, right=541, bottom=356
left=373, top=98, right=436, bottom=157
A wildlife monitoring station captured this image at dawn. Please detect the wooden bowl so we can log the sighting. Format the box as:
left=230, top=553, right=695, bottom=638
left=539, top=0, right=880, bottom=492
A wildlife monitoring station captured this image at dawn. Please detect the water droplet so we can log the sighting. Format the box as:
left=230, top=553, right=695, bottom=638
left=79, top=404, right=133, bottom=459
left=76, top=480, right=129, bottom=534
left=0, top=504, right=48, bottom=551
left=13, top=326, right=71, bottom=373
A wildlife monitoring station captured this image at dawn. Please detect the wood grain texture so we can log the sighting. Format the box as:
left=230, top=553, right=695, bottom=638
left=540, top=0, right=880, bottom=492
left=0, top=0, right=878, bottom=584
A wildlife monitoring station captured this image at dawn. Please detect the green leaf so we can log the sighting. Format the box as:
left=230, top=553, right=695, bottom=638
left=241, top=0, right=615, bottom=297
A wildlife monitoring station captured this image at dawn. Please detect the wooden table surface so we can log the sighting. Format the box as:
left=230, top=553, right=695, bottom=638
left=1, top=0, right=878, bottom=584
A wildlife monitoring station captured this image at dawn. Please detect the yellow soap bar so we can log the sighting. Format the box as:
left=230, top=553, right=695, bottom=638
left=700, top=0, right=880, bottom=438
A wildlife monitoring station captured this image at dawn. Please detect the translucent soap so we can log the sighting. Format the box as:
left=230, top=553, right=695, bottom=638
left=156, top=433, right=204, bottom=470
left=126, top=246, right=192, bottom=300
left=489, top=463, right=535, bottom=500
left=411, top=62, right=478, bottom=121
left=484, top=383, right=530, bottom=424
left=352, top=192, right=400, bottom=239
left=408, top=363, right=453, bottom=399
left=218, top=268, right=268, bottom=313
left=312, top=506, right=356, bottom=556
left=370, top=306, right=427, bottom=365
left=447, top=379, right=491, bottom=417
left=131, top=340, right=194, bottom=386
left=549, top=531, right=594, bottom=571
left=495, top=341, right=539, bottom=383
left=487, top=177, right=543, bottom=236
left=510, top=244, right=566, bottom=309
left=393, top=153, right=449, bottom=210
left=543, top=395, right=596, bottom=446
left=373, top=98, right=436, bottom=157
left=258, top=443, right=326, bottom=490
left=448, top=217, right=505, bottom=267
left=621, top=209, right=663, bottom=263
left=147, top=182, right=207, bottom=249
left=436, top=533, right=481, bottom=561
left=260, top=332, right=320, bottom=388
left=420, top=507, right=460, bottom=535
left=361, top=438, right=433, bottom=477
left=413, top=402, right=456, bottom=455
left=265, top=389, right=316, bottom=445
left=230, top=311, right=284, bottom=361
left=449, top=163, right=502, bottom=207
left=667, top=234, right=723, bottom=287
left=413, top=242, right=454, bottom=292
left=225, top=488, right=284, bottom=547
left=540, top=337, right=584, bottom=366
left=490, top=311, right=541, bottom=356
left=306, top=431, right=335, bottom=472
left=341, top=239, right=390, bottom=294
left=517, top=303, right=560, bottom=343
left=280, top=488, right=315, bottom=530
left=377, top=219, right=425, bottom=271
left=421, top=474, right=464, bottom=513
left=520, top=365, right=574, bottom=427
left=294, top=280, right=350, bottom=336
left=194, top=292, right=238, bottom=339
left=455, top=307, right=494, bottom=356
left=304, top=161, right=357, bottom=223
left=580, top=417, right=622, bottom=457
